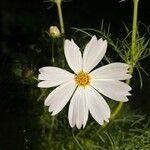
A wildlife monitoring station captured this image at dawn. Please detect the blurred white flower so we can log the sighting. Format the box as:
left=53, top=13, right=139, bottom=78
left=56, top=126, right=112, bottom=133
left=38, top=36, right=132, bottom=129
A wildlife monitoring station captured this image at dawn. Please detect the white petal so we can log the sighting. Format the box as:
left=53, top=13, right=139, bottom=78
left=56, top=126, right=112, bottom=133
left=38, top=67, right=74, bottom=88
left=85, top=86, right=110, bottom=125
left=91, top=63, right=132, bottom=80
left=44, top=81, right=76, bottom=115
left=91, top=79, right=131, bottom=102
left=64, top=39, right=82, bottom=73
left=83, top=36, right=107, bottom=72
left=68, top=87, right=88, bottom=129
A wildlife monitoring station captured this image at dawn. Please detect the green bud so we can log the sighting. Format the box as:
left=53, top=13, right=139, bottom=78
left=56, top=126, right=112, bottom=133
left=49, top=26, right=61, bottom=38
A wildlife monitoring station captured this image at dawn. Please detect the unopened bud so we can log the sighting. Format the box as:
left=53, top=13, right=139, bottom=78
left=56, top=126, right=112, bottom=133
left=49, top=26, right=61, bottom=38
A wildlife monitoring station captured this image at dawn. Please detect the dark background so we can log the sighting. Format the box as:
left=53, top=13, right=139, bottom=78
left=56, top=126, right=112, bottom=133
left=0, top=0, right=150, bottom=149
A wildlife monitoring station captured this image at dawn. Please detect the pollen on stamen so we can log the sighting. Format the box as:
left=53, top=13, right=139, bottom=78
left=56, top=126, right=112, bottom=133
left=74, top=71, right=91, bottom=87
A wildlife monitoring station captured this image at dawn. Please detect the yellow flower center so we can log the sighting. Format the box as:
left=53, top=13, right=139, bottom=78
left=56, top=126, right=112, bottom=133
left=74, top=71, right=91, bottom=87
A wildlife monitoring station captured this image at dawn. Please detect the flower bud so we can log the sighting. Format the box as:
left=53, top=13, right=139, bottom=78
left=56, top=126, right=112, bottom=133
left=49, top=26, right=61, bottom=38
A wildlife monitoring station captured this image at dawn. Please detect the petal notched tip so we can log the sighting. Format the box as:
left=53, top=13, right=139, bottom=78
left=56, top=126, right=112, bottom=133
left=65, top=39, right=71, bottom=43
left=91, top=35, right=97, bottom=40
left=38, top=67, right=48, bottom=73
left=44, top=100, right=49, bottom=106
left=37, top=82, right=41, bottom=88
left=51, top=111, right=57, bottom=116
left=102, top=39, right=107, bottom=46
left=37, top=81, right=48, bottom=88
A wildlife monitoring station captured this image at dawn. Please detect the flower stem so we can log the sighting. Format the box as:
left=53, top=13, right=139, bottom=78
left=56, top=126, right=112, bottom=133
left=111, top=102, right=123, bottom=119
left=112, top=0, right=139, bottom=120
left=131, top=0, right=139, bottom=67
left=110, top=67, right=133, bottom=121
left=55, top=0, right=65, bottom=34
left=52, top=39, right=55, bottom=64
left=37, top=89, right=47, bottom=101
left=103, top=0, right=139, bottom=129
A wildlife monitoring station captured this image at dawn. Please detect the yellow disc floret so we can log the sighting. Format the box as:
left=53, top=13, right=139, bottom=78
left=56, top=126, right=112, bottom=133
left=74, top=71, right=91, bottom=87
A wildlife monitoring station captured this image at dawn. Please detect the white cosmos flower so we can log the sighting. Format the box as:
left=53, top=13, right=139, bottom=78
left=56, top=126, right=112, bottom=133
left=38, top=36, right=132, bottom=129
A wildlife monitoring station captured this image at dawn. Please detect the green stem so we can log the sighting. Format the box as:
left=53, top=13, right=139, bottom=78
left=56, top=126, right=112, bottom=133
left=113, top=0, right=139, bottom=120
left=111, top=102, right=123, bottom=120
left=102, top=102, right=123, bottom=128
left=55, top=0, right=64, bottom=34
left=102, top=76, right=132, bottom=128
left=108, top=66, right=133, bottom=126
left=52, top=39, right=55, bottom=64
left=37, top=89, right=47, bottom=101
left=102, top=0, right=139, bottom=128
left=131, top=0, right=139, bottom=67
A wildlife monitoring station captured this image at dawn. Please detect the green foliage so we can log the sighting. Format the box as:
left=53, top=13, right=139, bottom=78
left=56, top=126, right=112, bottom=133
left=35, top=107, right=150, bottom=150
